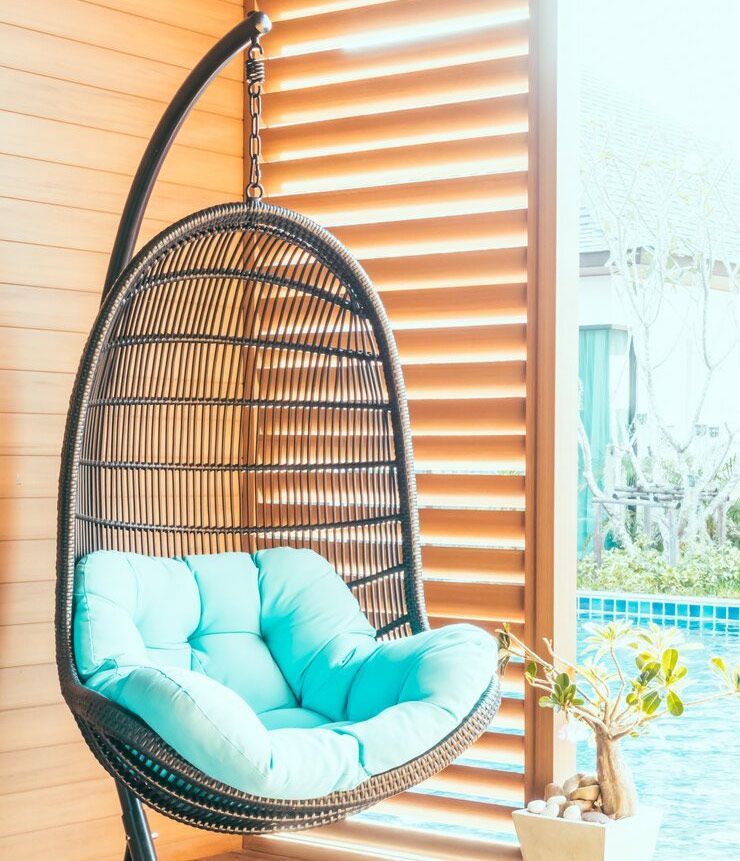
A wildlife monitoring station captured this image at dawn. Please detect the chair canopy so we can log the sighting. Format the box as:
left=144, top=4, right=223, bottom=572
left=57, top=201, right=501, bottom=832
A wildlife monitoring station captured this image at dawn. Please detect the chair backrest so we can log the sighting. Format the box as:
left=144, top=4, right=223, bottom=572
left=57, top=203, right=425, bottom=684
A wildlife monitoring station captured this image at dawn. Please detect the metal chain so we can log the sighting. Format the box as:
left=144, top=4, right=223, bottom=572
left=245, top=41, right=265, bottom=200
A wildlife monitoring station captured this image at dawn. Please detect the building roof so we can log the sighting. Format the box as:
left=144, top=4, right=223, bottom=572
left=579, top=79, right=740, bottom=260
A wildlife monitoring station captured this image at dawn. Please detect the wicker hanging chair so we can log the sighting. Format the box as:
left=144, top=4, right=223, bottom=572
left=56, top=12, right=501, bottom=858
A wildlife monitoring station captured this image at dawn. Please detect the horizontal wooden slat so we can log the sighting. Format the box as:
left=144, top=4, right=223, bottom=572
left=0, top=740, right=103, bottom=794
left=0, top=327, right=85, bottom=375
left=413, top=434, right=525, bottom=468
left=367, top=247, right=527, bottom=292
left=0, top=284, right=99, bottom=330
left=0, top=455, right=58, bottom=499
left=265, top=132, right=528, bottom=196
left=422, top=545, right=525, bottom=581
left=469, top=730, right=525, bottom=768
left=493, top=696, right=525, bottom=731
left=404, top=360, right=525, bottom=398
left=0, top=703, right=79, bottom=753
left=422, top=763, right=523, bottom=803
left=0, top=621, right=55, bottom=668
left=0, top=196, right=169, bottom=254
left=0, top=155, right=230, bottom=230
left=264, top=56, right=528, bottom=127
left=0, top=539, right=56, bottom=583
left=396, top=323, right=527, bottom=362
left=88, top=0, right=242, bottom=37
left=0, top=243, right=107, bottom=291
left=379, top=791, right=517, bottom=834
left=424, top=579, right=525, bottom=622
left=2, top=821, right=238, bottom=861
left=420, top=508, right=525, bottom=548
left=0, top=112, right=241, bottom=194
left=272, top=171, right=528, bottom=229
left=0, top=793, right=239, bottom=860
left=0, top=0, right=242, bottom=80
left=0, top=498, right=57, bottom=541
left=0, top=414, right=67, bottom=457
left=244, top=816, right=522, bottom=861
left=265, top=20, right=528, bottom=93
left=0, top=662, right=60, bottom=711
left=263, top=95, right=528, bottom=165
left=0, top=64, right=240, bottom=154
left=0, top=579, right=55, bottom=625
left=333, top=209, right=527, bottom=260
left=0, top=776, right=114, bottom=837
left=417, top=474, right=525, bottom=508
left=263, top=0, right=528, bottom=57
left=258, top=0, right=386, bottom=21
left=408, top=397, right=525, bottom=433
left=0, top=369, right=74, bottom=415
left=385, top=283, right=527, bottom=327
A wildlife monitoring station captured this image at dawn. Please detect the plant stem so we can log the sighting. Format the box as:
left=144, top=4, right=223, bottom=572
left=596, top=733, right=638, bottom=819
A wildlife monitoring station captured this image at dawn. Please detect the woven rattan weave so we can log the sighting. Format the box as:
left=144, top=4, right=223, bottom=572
left=55, top=13, right=500, bottom=854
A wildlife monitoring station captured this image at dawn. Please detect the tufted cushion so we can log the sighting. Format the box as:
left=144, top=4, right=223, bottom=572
left=74, top=548, right=496, bottom=799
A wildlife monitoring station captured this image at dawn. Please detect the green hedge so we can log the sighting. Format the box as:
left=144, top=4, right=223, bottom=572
left=578, top=544, right=740, bottom=598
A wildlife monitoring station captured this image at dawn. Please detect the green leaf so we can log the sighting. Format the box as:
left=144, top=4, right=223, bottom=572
left=539, top=695, right=555, bottom=709
left=673, top=664, right=688, bottom=681
left=635, top=652, right=652, bottom=670
left=525, top=661, right=538, bottom=680
left=556, top=672, right=571, bottom=691
left=667, top=690, right=684, bottom=716
left=711, top=657, right=727, bottom=675
left=662, top=648, right=678, bottom=677
left=641, top=691, right=662, bottom=715
left=640, top=662, right=660, bottom=684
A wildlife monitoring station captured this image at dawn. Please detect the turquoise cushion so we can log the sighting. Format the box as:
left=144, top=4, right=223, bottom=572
left=74, top=548, right=496, bottom=799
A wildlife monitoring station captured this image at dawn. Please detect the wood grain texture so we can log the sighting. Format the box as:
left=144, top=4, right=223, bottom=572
left=0, top=1, right=243, bottom=857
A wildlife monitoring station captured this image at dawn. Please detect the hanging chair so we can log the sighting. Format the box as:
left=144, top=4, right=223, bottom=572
left=56, top=12, right=501, bottom=858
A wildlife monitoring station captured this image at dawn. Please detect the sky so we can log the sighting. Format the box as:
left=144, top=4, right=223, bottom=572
left=577, top=0, right=740, bottom=155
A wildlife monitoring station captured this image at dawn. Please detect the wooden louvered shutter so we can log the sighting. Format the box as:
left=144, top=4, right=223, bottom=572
left=244, top=0, right=577, bottom=857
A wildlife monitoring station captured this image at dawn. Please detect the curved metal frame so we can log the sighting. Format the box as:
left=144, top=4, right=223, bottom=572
left=104, top=10, right=271, bottom=294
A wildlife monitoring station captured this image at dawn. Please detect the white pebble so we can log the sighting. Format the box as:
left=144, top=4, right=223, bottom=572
left=527, top=799, right=547, bottom=814
left=563, top=805, right=582, bottom=821
left=541, top=802, right=561, bottom=818
left=548, top=794, right=567, bottom=808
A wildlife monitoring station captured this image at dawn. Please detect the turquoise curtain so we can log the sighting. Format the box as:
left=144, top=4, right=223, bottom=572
left=578, top=328, right=612, bottom=554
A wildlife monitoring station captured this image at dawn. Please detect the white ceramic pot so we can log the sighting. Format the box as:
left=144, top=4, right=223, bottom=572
left=513, top=806, right=662, bottom=861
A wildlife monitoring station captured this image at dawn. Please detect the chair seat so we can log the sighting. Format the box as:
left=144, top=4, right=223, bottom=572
left=73, top=548, right=496, bottom=800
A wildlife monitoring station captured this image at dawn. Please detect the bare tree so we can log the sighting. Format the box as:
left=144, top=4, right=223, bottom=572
left=580, top=117, right=740, bottom=553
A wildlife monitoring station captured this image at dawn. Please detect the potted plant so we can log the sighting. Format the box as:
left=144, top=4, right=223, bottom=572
left=497, top=621, right=739, bottom=861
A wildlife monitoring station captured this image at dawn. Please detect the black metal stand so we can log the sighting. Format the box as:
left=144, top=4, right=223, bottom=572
left=103, top=10, right=271, bottom=297
left=117, top=781, right=157, bottom=861
left=107, top=14, right=271, bottom=857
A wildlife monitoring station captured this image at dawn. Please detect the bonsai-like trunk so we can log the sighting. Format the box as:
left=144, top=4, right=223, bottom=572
left=596, top=733, right=638, bottom=819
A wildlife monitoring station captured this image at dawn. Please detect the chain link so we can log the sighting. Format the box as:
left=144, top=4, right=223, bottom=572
left=245, top=41, right=265, bottom=200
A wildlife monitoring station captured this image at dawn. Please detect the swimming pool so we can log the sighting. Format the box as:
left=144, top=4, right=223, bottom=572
left=576, top=595, right=740, bottom=860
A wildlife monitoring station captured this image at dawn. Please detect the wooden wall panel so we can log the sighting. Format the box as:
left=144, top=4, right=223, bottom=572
left=0, top=1, right=244, bottom=858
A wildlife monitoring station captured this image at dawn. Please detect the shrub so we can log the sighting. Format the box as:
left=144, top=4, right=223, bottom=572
left=578, top=543, right=740, bottom=598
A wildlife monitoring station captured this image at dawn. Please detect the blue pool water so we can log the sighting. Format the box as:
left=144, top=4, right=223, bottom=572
left=576, top=617, right=740, bottom=860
